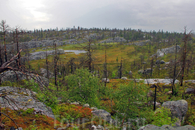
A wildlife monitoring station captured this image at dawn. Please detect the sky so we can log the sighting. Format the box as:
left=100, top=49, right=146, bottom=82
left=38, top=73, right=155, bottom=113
left=0, top=0, right=194, bottom=32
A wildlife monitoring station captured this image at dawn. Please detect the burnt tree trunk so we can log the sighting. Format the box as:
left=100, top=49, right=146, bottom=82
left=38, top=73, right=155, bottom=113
left=172, top=42, right=177, bottom=94
left=180, top=29, right=190, bottom=86
left=3, top=31, right=7, bottom=62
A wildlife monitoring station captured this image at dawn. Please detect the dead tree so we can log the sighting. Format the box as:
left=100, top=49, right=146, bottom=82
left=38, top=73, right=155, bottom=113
left=118, top=59, right=123, bottom=78
left=69, top=58, right=75, bottom=74
left=180, top=28, right=191, bottom=86
left=0, top=20, right=9, bottom=62
left=172, top=42, right=178, bottom=95
left=150, top=57, right=154, bottom=77
left=82, top=39, right=94, bottom=72
left=150, top=84, right=157, bottom=111
left=45, top=47, right=49, bottom=79
left=104, top=49, right=107, bottom=87
left=14, top=28, right=21, bottom=68
left=53, top=39, right=59, bottom=88
left=0, top=35, right=2, bottom=66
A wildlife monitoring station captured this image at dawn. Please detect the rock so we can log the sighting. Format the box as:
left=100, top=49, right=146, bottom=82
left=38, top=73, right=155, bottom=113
left=138, top=124, right=195, bottom=130
left=71, top=102, right=80, bottom=105
left=28, top=49, right=65, bottom=61
left=29, top=51, right=46, bottom=60
left=57, top=49, right=65, bottom=54
left=162, top=100, right=188, bottom=122
left=185, top=88, right=195, bottom=94
left=40, top=68, right=54, bottom=79
left=138, top=124, right=163, bottom=130
left=17, top=127, right=23, bottom=130
left=144, top=68, right=153, bottom=74
left=121, top=77, right=128, bottom=80
left=166, top=91, right=173, bottom=95
left=156, top=60, right=165, bottom=64
left=185, top=80, right=195, bottom=84
left=91, top=125, right=104, bottom=130
left=155, top=45, right=180, bottom=57
left=92, top=109, right=113, bottom=123
left=129, top=71, right=133, bottom=76
left=0, top=86, right=54, bottom=119
left=83, top=104, right=90, bottom=108
left=102, top=78, right=110, bottom=83
left=126, top=40, right=149, bottom=46
left=100, top=37, right=126, bottom=43
left=90, top=107, right=98, bottom=111
left=144, top=79, right=179, bottom=85
left=148, top=101, right=161, bottom=107
left=97, top=125, right=104, bottom=129
left=138, top=68, right=152, bottom=75
left=165, top=62, right=170, bottom=65
left=160, top=60, right=165, bottom=64
left=138, top=70, right=145, bottom=74
left=0, top=70, right=49, bottom=86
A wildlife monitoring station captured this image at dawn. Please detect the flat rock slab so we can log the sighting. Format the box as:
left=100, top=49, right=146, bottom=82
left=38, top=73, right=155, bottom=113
left=129, top=79, right=179, bottom=85
left=0, top=70, right=49, bottom=86
left=0, top=86, right=54, bottom=119
left=144, top=79, right=179, bottom=85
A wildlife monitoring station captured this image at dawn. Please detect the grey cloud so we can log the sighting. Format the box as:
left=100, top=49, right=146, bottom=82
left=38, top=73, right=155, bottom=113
left=0, top=0, right=195, bottom=32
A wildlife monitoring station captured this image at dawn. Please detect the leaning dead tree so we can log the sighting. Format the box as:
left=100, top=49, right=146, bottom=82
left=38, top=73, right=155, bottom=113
left=0, top=50, right=49, bottom=129
left=0, top=49, right=22, bottom=73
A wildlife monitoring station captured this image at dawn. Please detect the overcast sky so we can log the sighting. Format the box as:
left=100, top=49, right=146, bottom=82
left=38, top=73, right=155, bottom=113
left=0, top=0, right=194, bottom=32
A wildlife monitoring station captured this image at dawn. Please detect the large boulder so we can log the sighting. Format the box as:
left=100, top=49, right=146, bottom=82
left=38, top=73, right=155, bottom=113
left=160, top=60, right=165, bottom=64
left=185, top=88, right=195, bottom=94
left=0, top=86, right=54, bottom=119
left=162, top=100, right=188, bottom=122
left=145, top=68, right=153, bottom=74
left=138, top=68, right=153, bottom=75
left=156, top=60, right=165, bottom=64
left=156, top=45, right=180, bottom=57
left=92, top=109, right=113, bottom=123
left=121, top=77, right=128, bottom=80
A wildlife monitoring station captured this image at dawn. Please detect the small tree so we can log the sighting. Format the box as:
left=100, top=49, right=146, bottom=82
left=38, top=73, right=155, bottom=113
left=114, top=81, right=147, bottom=119
left=65, top=68, right=102, bottom=107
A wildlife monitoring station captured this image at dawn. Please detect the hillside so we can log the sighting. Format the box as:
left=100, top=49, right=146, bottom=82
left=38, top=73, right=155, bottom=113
left=0, top=27, right=195, bottom=129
